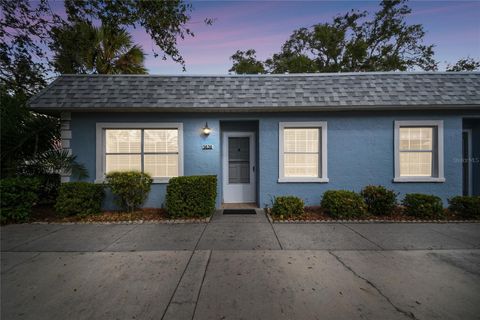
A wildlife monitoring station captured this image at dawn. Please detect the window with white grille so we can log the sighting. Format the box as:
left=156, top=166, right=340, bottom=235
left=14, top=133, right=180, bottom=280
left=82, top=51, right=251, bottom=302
left=96, top=123, right=183, bottom=183
left=394, top=121, right=444, bottom=182
left=279, top=122, right=328, bottom=183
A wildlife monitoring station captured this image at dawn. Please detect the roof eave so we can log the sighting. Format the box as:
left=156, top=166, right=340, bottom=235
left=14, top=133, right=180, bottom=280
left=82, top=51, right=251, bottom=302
left=29, top=104, right=480, bottom=113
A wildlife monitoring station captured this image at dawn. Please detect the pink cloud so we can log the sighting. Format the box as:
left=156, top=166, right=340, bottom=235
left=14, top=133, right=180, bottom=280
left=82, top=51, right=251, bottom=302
left=411, top=2, right=480, bottom=16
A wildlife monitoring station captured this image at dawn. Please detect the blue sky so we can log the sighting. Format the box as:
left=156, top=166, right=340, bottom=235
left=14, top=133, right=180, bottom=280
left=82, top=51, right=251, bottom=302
left=49, top=1, right=480, bottom=74
left=138, top=0, right=479, bottom=74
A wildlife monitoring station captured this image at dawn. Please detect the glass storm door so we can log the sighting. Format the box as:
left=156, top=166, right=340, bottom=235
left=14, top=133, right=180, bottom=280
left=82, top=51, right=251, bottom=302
left=222, top=132, right=256, bottom=203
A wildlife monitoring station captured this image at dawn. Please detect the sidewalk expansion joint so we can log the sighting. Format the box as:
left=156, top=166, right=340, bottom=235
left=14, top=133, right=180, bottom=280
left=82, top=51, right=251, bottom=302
left=193, top=223, right=208, bottom=251
left=341, top=223, right=385, bottom=250
left=7, top=226, right=67, bottom=251
left=268, top=217, right=284, bottom=250
left=99, top=224, right=139, bottom=252
left=191, top=250, right=212, bottom=320
left=161, top=250, right=197, bottom=320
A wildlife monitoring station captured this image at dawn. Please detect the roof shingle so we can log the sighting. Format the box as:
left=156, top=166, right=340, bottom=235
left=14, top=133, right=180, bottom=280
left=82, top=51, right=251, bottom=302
left=29, top=72, right=480, bottom=111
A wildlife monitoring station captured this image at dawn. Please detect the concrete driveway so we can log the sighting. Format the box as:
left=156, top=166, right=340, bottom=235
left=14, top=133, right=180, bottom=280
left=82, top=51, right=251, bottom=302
left=1, top=210, right=480, bottom=320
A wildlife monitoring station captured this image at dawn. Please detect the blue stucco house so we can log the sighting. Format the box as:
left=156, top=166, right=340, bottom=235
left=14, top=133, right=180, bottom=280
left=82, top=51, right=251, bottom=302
left=29, top=72, right=480, bottom=208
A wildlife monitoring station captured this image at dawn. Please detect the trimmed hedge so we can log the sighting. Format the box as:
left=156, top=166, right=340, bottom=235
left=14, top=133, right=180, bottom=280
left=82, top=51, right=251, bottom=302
left=321, top=190, right=367, bottom=219
left=361, top=185, right=397, bottom=216
left=448, top=196, right=480, bottom=219
left=402, top=193, right=444, bottom=219
left=0, top=177, right=40, bottom=223
left=55, top=182, right=105, bottom=216
left=271, top=196, right=304, bottom=217
left=105, top=171, right=153, bottom=212
left=166, top=175, right=217, bottom=218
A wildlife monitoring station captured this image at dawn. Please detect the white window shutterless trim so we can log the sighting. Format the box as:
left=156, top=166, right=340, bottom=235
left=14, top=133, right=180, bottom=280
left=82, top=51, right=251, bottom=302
left=394, top=120, right=445, bottom=183
left=95, top=123, right=184, bottom=183
left=278, top=121, right=328, bottom=183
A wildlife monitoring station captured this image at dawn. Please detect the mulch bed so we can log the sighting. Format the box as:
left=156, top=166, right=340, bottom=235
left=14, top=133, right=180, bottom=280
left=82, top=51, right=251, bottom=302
left=267, top=206, right=479, bottom=223
left=25, top=205, right=209, bottom=224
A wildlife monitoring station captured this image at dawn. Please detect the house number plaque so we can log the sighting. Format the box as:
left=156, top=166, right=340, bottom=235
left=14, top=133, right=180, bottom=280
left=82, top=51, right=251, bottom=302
left=202, top=144, right=214, bottom=150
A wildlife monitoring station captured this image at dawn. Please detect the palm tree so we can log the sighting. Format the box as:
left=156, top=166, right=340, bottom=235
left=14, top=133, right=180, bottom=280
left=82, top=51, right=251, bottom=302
left=94, top=26, right=147, bottom=74
left=52, top=22, right=148, bottom=74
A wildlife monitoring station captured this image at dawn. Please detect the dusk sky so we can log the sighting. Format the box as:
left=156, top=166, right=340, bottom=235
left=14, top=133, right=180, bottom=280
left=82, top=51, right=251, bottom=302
left=58, top=1, right=480, bottom=74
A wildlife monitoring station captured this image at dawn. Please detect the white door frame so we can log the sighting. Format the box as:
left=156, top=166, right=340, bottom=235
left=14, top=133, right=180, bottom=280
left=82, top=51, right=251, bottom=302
left=463, top=129, right=473, bottom=196
left=222, top=132, right=256, bottom=203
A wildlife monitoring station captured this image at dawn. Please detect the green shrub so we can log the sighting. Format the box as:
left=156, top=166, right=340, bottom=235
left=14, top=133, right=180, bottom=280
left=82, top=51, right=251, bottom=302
left=165, top=175, right=217, bottom=218
left=402, top=193, right=444, bottom=219
left=0, top=177, right=40, bottom=223
left=271, top=196, right=304, bottom=217
left=36, top=173, right=61, bottom=205
left=55, top=182, right=105, bottom=216
left=105, top=171, right=153, bottom=212
left=448, top=196, right=480, bottom=219
left=321, top=190, right=367, bottom=219
left=360, top=185, right=397, bottom=216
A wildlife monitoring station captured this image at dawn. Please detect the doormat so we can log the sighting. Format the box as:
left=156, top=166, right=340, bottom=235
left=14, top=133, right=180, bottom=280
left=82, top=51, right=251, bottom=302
left=223, top=209, right=257, bottom=215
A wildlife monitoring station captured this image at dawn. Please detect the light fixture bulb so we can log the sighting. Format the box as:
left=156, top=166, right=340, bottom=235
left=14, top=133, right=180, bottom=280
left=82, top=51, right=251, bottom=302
left=203, top=122, right=211, bottom=135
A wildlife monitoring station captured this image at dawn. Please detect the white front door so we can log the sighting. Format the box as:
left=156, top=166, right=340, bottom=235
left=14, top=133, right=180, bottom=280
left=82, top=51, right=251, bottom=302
left=223, top=132, right=256, bottom=203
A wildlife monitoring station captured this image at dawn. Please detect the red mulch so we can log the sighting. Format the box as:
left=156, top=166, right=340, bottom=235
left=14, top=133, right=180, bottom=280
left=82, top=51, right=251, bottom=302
left=269, top=206, right=466, bottom=222
left=29, top=205, right=170, bottom=223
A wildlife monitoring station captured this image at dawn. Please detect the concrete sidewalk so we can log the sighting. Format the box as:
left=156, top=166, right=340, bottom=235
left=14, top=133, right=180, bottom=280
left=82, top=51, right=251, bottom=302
left=1, top=210, right=480, bottom=319
left=2, top=210, right=479, bottom=252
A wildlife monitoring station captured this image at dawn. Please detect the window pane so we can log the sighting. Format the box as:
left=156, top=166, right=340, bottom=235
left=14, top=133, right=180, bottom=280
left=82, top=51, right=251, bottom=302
left=284, top=128, right=319, bottom=153
left=144, top=154, right=178, bottom=178
left=106, top=130, right=141, bottom=153
left=144, top=129, right=178, bottom=153
left=229, top=163, right=250, bottom=184
left=284, top=154, right=318, bottom=177
left=399, top=152, right=432, bottom=176
left=106, top=155, right=141, bottom=173
left=399, top=127, right=433, bottom=151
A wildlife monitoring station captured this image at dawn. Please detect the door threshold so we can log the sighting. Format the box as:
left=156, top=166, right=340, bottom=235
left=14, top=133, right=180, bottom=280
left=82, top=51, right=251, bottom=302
left=221, top=203, right=258, bottom=209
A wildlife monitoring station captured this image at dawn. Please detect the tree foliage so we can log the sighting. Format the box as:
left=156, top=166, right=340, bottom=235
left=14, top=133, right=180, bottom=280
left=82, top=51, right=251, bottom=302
left=1, top=0, right=208, bottom=96
left=446, top=57, right=480, bottom=72
left=51, top=22, right=148, bottom=74
left=230, top=0, right=438, bottom=74
left=229, top=50, right=266, bottom=74
left=1, top=0, right=207, bottom=189
left=0, top=85, right=87, bottom=179
left=63, top=0, right=212, bottom=69
left=0, top=0, right=62, bottom=95
left=0, top=86, right=58, bottom=176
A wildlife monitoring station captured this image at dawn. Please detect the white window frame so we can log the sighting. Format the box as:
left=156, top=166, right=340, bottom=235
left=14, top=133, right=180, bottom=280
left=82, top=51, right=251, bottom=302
left=394, top=120, right=445, bottom=183
left=278, top=121, right=328, bottom=183
left=95, top=123, right=184, bottom=183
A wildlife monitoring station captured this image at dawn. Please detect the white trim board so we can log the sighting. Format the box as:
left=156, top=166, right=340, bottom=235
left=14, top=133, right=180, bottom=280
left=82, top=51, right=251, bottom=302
left=278, top=121, right=329, bottom=183
left=393, top=120, right=445, bottom=183
left=95, top=122, right=184, bottom=183
left=463, top=129, right=473, bottom=196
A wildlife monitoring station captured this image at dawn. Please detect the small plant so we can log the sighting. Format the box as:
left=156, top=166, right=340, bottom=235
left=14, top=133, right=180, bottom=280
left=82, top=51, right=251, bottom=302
left=165, top=175, right=217, bottom=218
left=271, top=196, right=304, bottom=218
left=360, top=185, right=397, bottom=216
left=55, top=182, right=105, bottom=216
left=321, top=190, right=367, bottom=219
left=448, top=196, right=480, bottom=219
left=0, top=177, right=40, bottom=223
left=105, top=171, right=153, bottom=212
left=402, top=193, right=444, bottom=219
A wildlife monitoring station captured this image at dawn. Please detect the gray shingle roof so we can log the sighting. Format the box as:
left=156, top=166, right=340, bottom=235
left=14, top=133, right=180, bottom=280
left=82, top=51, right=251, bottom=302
left=29, top=72, right=480, bottom=111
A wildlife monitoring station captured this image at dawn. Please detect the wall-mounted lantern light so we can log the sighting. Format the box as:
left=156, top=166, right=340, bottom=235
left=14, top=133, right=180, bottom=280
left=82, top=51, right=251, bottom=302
left=202, top=122, right=211, bottom=136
